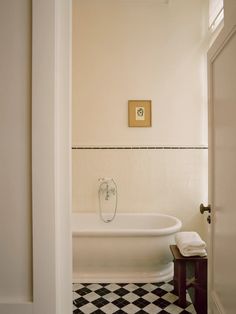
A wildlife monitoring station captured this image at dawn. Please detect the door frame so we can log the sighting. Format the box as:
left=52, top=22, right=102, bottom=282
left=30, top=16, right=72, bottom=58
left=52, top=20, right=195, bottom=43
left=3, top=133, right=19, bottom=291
left=32, top=0, right=72, bottom=313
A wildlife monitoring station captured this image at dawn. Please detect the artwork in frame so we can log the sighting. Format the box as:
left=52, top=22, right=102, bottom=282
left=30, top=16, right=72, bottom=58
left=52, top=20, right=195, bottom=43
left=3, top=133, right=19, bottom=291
left=128, top=100, right=152, bottom=127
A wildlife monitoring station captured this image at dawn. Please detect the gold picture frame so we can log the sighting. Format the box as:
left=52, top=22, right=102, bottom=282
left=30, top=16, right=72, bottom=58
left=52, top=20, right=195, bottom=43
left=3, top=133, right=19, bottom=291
left=128, top=100, right=152, bottom=127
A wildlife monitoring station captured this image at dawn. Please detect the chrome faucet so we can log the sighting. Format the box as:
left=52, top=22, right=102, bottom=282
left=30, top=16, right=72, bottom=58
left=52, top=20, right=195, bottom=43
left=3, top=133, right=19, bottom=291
left=98, top=178, right=116, bottom=200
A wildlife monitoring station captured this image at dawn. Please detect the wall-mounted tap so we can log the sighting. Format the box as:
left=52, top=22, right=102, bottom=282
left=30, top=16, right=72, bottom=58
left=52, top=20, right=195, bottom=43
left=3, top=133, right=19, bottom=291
left=98, top=178, right=116, bottom=200
left=98, top=177, right=118, bottom=223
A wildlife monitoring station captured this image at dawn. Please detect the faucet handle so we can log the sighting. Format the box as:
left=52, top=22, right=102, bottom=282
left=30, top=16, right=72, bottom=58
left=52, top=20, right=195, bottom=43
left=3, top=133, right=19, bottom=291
left=98, top=177, right=112, bottom=183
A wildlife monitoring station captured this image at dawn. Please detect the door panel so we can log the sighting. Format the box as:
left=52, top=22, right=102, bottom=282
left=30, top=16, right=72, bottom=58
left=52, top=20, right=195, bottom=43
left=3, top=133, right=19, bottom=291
left=0, top=0, right=32, bottom=310
left=208, top=23, right=236, bottom=314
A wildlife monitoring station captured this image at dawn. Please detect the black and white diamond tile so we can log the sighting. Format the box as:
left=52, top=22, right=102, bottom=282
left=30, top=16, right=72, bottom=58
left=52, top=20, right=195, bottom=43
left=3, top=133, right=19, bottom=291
left=73, top=281, right=196, bottom=314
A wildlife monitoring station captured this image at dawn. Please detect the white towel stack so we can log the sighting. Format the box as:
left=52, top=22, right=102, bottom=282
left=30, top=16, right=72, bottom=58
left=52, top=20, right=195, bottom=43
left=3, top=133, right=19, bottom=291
left=175, top=231, right=207, bottom=257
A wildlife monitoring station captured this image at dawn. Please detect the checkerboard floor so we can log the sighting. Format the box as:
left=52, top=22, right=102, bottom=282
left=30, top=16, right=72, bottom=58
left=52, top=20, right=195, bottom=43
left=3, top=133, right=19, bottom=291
left=73, top=281, right=196, bottom=314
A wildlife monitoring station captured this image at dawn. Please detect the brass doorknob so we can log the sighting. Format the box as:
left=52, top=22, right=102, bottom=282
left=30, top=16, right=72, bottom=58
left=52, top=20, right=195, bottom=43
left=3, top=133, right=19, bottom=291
left=200, top=203, right=211, bottom=214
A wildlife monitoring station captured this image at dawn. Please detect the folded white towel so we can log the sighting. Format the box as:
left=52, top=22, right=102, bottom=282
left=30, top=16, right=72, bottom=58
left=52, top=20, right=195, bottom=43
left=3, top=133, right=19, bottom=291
left=175, top=231, right=207, bottom=257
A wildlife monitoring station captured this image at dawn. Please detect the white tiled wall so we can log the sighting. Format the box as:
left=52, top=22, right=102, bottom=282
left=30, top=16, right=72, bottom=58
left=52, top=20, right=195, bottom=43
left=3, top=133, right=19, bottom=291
left=72, top=148, right=208, bottom=236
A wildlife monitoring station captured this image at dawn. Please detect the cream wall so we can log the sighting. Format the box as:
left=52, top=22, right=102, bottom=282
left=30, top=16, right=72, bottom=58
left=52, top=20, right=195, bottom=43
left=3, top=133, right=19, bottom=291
left=0, top=0, right=32, bottom=302
left=72, top=0, right=208, bottom=236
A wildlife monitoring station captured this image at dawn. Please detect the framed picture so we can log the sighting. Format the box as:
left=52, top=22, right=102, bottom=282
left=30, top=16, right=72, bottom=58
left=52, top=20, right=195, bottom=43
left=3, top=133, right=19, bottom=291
left=128, top=100, right=152, bottom=127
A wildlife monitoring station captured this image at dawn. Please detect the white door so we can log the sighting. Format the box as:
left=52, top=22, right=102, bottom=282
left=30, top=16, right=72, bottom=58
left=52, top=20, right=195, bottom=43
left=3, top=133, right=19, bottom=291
left=208, top=2, right=236, bottom=313
left=0, top=0, right=71, bottom=313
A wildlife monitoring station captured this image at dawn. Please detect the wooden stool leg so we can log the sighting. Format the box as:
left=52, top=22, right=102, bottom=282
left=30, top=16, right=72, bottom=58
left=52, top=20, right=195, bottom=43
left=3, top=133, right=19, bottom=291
left=194, top=260, right=207, bottom=314
left=173, top=260, right=178, bottom=294
left=175, top=260, right=187, bottom=307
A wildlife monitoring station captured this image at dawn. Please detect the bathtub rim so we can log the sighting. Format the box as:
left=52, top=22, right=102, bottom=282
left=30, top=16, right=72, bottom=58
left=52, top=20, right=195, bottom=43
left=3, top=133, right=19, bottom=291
left=72, top=212, right=182, bottom=236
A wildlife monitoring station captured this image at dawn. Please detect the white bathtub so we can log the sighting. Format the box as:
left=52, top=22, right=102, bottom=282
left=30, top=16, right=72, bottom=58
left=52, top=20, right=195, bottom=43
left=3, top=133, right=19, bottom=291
left=72, top=213, right=182, bottom=283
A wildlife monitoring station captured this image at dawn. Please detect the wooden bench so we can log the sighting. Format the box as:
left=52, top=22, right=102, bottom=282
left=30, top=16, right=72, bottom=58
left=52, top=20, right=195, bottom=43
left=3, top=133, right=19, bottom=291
left=170, top=245, right=207, bottom=314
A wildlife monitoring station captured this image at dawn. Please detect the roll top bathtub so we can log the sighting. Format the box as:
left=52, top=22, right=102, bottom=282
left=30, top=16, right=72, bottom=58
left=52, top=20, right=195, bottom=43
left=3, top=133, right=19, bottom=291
left=72, top=213, right=182, bottom=283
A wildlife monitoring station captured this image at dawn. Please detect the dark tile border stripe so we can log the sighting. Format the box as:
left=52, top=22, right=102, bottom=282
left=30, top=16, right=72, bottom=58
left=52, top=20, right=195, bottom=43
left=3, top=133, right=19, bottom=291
left=72, top=146, right=208, bottom=150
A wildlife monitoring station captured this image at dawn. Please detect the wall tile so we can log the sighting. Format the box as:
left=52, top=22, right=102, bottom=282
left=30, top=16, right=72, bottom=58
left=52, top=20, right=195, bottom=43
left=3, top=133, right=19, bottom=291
left=72, top=149, right=208, bottom=237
